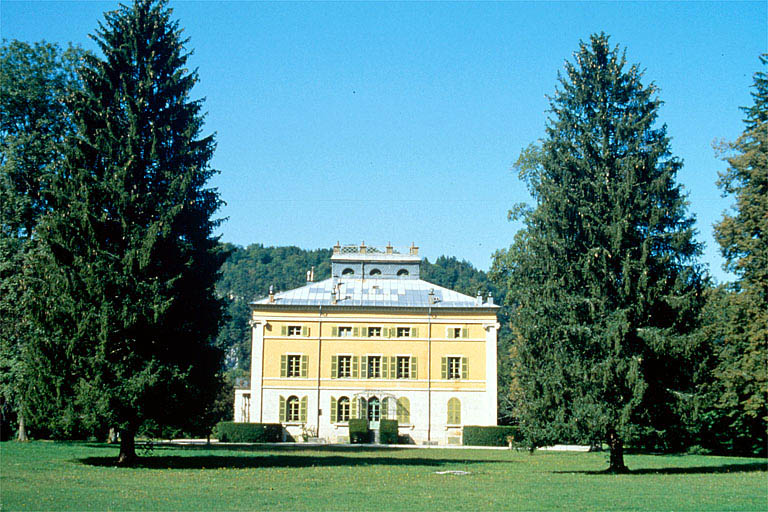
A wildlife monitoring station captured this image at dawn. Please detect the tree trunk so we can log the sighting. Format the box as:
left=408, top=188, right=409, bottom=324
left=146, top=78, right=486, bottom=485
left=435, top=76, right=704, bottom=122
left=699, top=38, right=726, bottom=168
left=16, top=409, right=29, bottom=442
left=607, top=430, right=628, bottom=473
left=118, top=429, right=137, bottom=466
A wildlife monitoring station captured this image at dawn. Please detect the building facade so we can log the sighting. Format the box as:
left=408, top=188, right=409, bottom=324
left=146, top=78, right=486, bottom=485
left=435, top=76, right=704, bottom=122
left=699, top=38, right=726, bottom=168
left=234, top=243, right=499, bottom=444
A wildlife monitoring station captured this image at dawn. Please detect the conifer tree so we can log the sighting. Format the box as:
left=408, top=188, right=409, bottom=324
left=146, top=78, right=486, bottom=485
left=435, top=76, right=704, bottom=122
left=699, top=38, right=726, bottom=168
left=36, top=0, right=225, bottom=464
left=708, top=54, right=767, bottom=455
left=491, top=34, right=705, bottom=471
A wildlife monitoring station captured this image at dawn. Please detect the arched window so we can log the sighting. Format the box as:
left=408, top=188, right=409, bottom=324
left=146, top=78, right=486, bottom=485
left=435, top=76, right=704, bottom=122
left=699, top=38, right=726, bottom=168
left=342, top=268, right=354, bottom=276
left=337, top=397, right=350, bottom=422
left=397, top=269, right=409, bottom=277
left=369, top=268, right=381, bottom=276
left=286, top=396, right=301, bottom=422
left=367, top=396, right=380, bottom=421
left=447, top=397, right=461, bottom=425
left=397, top=397, right=410, bottom=424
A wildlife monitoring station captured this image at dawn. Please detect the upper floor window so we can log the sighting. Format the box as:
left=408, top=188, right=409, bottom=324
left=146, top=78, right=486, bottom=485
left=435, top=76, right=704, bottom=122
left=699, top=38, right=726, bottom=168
left=446, top=327, right=469, bottom=339
left=442, top=356, right=468, bottom=380
left=369, top=268, right=381, bottom=276
left=367, top=327, right=382, bottom=337
left=367, top=356, right=381, bottom=378
left=396, top=356, right=411, bottom=379
left=338, top=326, right=352, bottom=337
left=397, top=269, right=409, bottom=277
left=338, top=355, right=352, bottom=378
left=342, top=268, right=354, bottom=276
left=397, top=327, right=411, bottom=338
left=281, top=354, right=308, bottom=378
left=287, top=325, right=302, bottom=336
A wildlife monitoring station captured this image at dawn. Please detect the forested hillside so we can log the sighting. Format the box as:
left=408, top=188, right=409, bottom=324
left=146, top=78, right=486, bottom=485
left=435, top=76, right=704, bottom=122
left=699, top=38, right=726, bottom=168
left=215, top=245, right=505, bottom=373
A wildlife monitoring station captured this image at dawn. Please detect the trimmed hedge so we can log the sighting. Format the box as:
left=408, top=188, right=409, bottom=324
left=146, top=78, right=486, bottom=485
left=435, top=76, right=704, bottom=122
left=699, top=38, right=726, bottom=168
left=463, top=425, right=519, bottom=447
left=348, top=419, right=370, bottom=444
left=379, top=419, right=398, bottom=444
left=215, top=422, right=282, bottom=443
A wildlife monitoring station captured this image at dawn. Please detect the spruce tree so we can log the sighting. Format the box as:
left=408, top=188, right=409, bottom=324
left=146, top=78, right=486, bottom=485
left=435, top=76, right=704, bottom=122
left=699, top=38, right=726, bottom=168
left=708, top=54, right=767, bottom=455
left=36, top=0, right=225, bottom=464
left=491, top=34, right=705, bottom=471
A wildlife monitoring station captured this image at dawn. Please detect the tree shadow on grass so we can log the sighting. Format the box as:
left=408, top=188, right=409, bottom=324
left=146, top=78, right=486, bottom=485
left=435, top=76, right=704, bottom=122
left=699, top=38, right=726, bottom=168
left=75, top=453, right=508, bottom=470
left=555, top=461, right=767, bottom=475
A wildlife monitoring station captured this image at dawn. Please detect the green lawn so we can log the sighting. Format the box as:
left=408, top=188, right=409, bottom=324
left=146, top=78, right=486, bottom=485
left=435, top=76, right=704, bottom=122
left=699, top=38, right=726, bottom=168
left=1, top=442, right=766, bottom=511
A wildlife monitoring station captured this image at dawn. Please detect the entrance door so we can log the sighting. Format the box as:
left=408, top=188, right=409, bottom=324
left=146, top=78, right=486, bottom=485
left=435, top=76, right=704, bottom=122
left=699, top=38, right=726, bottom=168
left=367, top=396, right=380, bottom=429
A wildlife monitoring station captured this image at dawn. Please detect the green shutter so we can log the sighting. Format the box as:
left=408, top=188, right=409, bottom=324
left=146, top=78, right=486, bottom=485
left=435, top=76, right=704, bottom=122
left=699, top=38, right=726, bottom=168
left=331, top=355, right=338, bottom=379
left=331, top=397, right=337, bottom=423
left=412, top=327, right=419, bottom=338
left=462, top=327, right=469, bottom=338
left=386, top=327, right=392, bottom=338
left=353, top=327, right=359, bottom=337
left=390, top=356, right=396, bottom=378
left=441, top=357, right=447, bottom=379
left=301, top=355, right=308, bottom=377
left=281, top=325, right=287, bottom=336
left=280, top=355, right=287, bottom=377
left=360, top=398, right=367, bottom=419
left=332, top=326, right=338, bottom=337
left=361, top=356, right=368, bottom=379
left=397, top=397, right=410, bottom=424
left=362, top=327, right=368, bottom=337
left=279, top=396, right=286, bottom=422
left=300, top=396, right=307, bottom=422
left=350, top=397, right=357, bottom=419
left=382, top=357, right=388, bottom=379
left=382, top=398, right=389, bottom=420
left=352, top=356, right=359, bottom=378
left=447, top=328, right=454, bottom=339
left=302, top=326, right=309, bottom=337
left=462, top=357, right=468, bottom=379
left=410, top=357, right=417, bottom=379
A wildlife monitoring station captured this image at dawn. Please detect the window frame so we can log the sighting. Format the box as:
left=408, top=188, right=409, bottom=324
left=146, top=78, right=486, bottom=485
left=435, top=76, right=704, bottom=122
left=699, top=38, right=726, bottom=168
left=396, top=326, right=411, bottom=338
left=338, top=326, right=353, bottom=338
left=337, top=396, right=350, bottom=422
left=367, top=355, right=382, bottom=378
left=396, top=355, right=411, bottom=379
left=286, top=396, right=301, bottom=422
left=367, top=326, right=382, bottom=337
left=338, top=355, right=352, bottom=378
left=287, top=325, right=302, bottom=337
left=286, top=354, right=302, bottom=378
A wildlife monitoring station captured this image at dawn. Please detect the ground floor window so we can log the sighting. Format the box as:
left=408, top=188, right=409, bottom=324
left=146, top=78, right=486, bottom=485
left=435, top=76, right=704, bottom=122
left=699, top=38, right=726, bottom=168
left=447, top=397, right=461, bottom=425
left=280, top=395, right=307, bottom=423
left=338, top=397, right=350, bottom=422
left=367, top=396, right=380, bottom=422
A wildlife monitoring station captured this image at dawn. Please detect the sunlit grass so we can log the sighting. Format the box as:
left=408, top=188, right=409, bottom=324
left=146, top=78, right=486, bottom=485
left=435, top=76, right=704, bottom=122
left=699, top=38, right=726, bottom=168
left=1, top=442, right=766, bottom=511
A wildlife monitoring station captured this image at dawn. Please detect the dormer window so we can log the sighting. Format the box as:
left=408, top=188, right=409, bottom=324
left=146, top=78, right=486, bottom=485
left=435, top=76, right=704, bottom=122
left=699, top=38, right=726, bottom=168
left=369, top=268, right=381, bottom=276
left=342, top=268, right=354, bottom=276
left=397, top=269, right=409, bottom=277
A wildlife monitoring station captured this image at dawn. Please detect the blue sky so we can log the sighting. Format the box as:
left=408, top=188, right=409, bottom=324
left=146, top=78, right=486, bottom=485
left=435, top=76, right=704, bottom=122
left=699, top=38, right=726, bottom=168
left=3, top=1, right=765, bottom=282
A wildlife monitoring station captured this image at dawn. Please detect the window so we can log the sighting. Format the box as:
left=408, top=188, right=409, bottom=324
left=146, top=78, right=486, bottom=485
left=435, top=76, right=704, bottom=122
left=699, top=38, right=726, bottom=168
left=442, top=356, right=468, bottom=380
left=369, top=268, right=381, bottom=276
left=338, top=355, right=352, bottom=378
left=367, top=356, right=381, bottom=378
left=287, top=355, right=302, bottom=377
left=397, top=397, right=410, bottom=424
left=367, top=327, right=381, bottom=337
left=338, top=326, right=352, bottom=337
left=447, top=397, right=461, bottom=425
left=397, top=327, right=411, bottom=338
left=337, top=397, right=350, bottom=422
left=280, top=395, right=307, bottom=423
left=287, top=325, right=302, bottom=336
left=397, top=356, right=410, bottom=379
left=281, top=325, right=308, bottom=336
left=397, top=269, right=409, bottom=276
left=281, top=354, right=308, bottom=378
left=367, top=396, right=380, bottom=422
left=342, top=268, right=354, bottom=275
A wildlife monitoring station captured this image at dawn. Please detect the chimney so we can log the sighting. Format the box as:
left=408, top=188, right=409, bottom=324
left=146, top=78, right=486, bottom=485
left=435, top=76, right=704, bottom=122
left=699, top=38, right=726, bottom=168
left=475, top=290, right=482, bottom=306
left=410, top=242, right=419, bottom=256
left=269, top=285, right=275, bottom=303
left=487, top=292, right=494, bottom=305
left=310, top=266, right=315, bottom=282
left=428, top=288, right=436, bottom=305
left=331, top=289, right=338, bottom=304
left=333, top=241, right=341, bottom=255
left=306, top=270, right=311, bottom=282
left=386, top=242, right=393, bottom=255
left=360, top=241, right=367, bottom=254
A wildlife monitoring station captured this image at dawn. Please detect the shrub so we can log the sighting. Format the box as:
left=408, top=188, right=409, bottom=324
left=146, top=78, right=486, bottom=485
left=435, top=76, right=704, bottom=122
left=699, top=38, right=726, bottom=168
left=215, top=422, right=282, bottom=443
left=463, top=425, right=519, bottom=446
left=348, top=419, right=370, bottom=444
left=379, top=419, right=398, bottom=444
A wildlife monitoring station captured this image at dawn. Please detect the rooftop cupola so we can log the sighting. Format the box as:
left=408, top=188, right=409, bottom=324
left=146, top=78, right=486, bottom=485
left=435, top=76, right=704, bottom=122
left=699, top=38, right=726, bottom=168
left=330, top=242, right=421, bottom=279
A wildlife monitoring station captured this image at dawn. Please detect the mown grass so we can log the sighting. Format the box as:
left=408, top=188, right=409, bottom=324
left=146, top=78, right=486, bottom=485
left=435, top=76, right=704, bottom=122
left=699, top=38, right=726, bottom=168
left=1, top=441, right=766, bottom=511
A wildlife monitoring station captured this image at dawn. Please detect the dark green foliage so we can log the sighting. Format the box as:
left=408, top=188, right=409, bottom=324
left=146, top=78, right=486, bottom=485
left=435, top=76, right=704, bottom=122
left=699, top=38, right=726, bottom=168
left=32, top=0, right=225, bottom=462
left=215, top=422, right=282, bottom=443
left=491, top=34, right=705, bottom=471
left=463, top=425, right=519, bottom=447
left=0, top=40, right=87, bottom=440
left=703, top=54, right=768, bottom=456
left=379, top=419, right=398, bottom=444
left=348, top=418, right=370, bottom=444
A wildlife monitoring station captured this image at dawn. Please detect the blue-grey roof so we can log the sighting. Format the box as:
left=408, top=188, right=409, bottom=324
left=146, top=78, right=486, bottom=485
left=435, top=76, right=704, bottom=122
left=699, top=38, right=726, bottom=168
left=252, top=277, right=497, bottom=309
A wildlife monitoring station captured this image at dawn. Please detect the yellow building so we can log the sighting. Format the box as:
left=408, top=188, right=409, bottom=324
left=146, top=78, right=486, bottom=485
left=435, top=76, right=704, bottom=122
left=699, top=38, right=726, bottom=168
left=234, top=243, right=499, bottom=444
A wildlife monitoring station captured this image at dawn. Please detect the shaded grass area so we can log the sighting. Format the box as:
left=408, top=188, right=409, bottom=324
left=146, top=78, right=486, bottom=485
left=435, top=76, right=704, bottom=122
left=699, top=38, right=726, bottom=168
left=2, top=441, right=766, bottom=511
